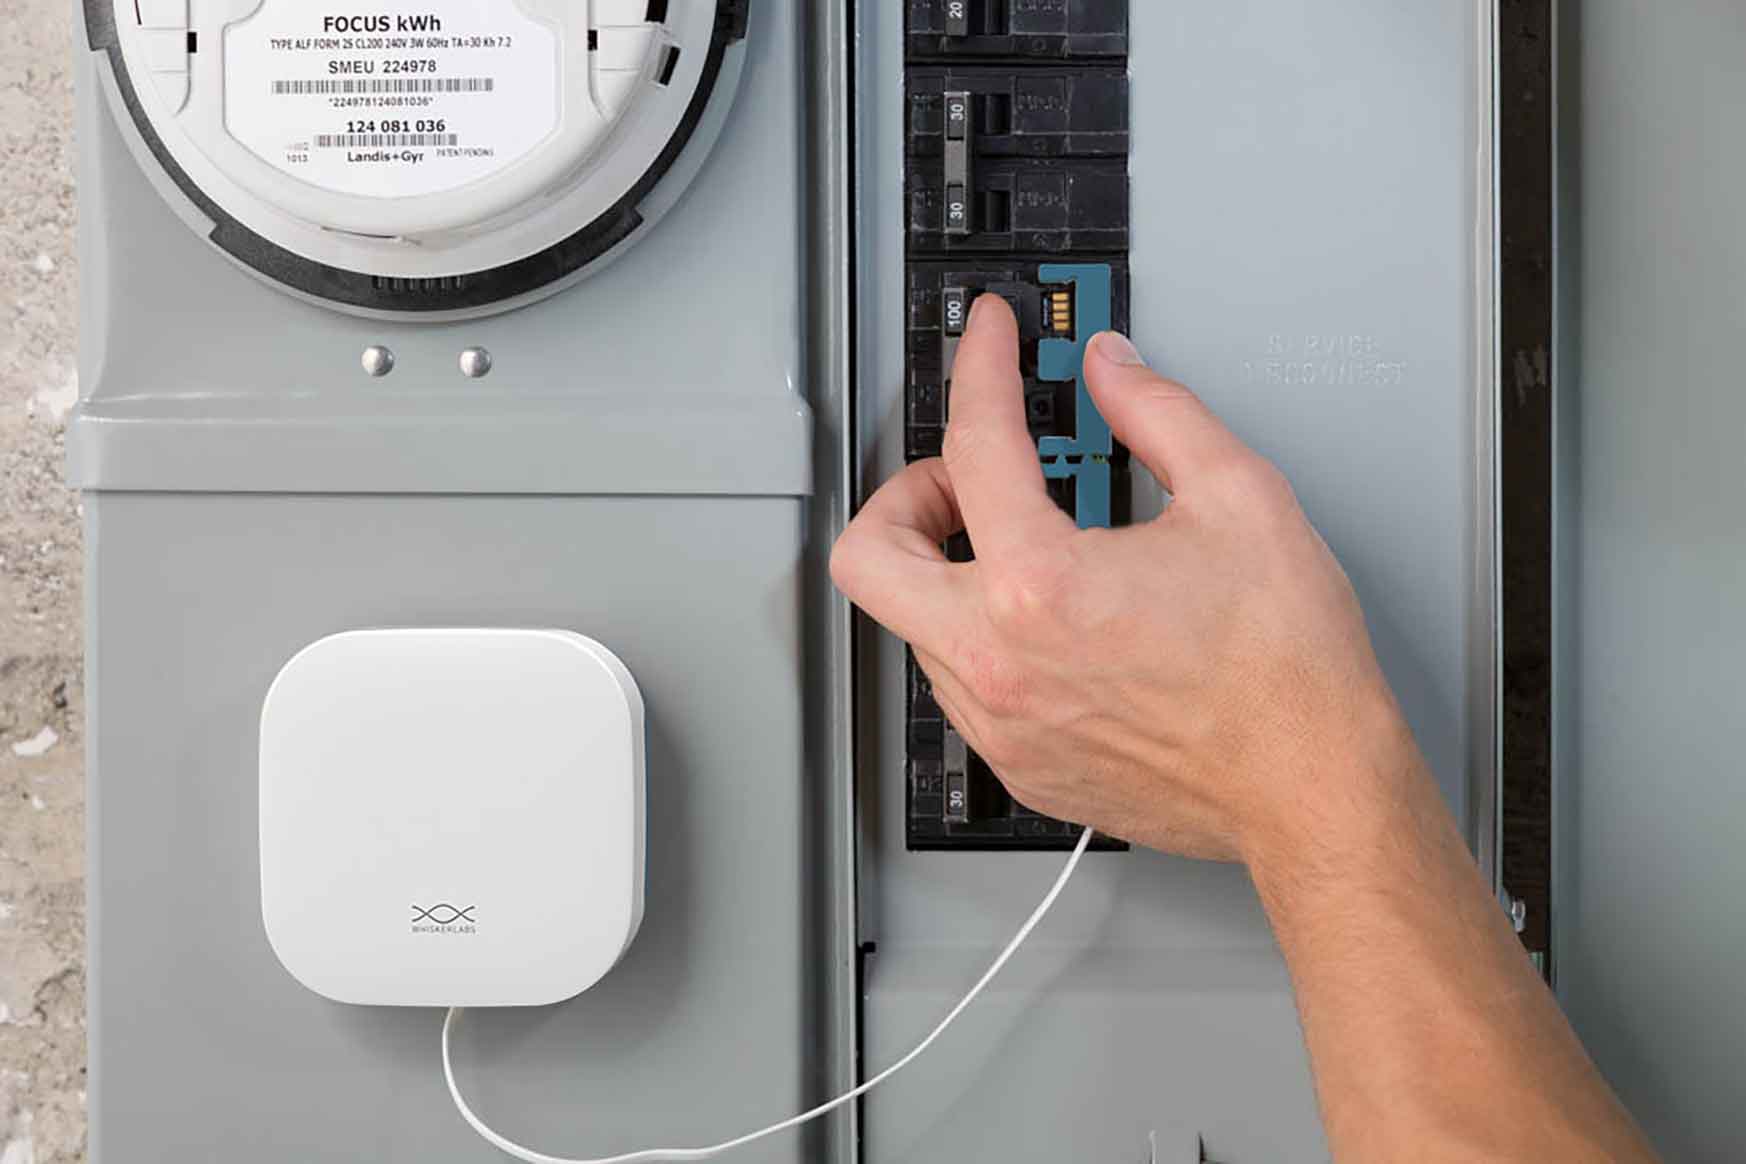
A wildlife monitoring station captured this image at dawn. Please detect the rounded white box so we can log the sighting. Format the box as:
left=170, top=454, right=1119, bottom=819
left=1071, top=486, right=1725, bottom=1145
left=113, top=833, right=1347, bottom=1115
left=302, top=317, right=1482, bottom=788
left=260, top=628, right=645, bottom=1008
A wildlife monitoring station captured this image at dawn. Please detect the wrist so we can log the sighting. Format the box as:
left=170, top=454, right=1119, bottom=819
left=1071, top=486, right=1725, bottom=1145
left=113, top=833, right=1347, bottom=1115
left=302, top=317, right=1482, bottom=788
left=1241, top=684, right=1438, bottom=909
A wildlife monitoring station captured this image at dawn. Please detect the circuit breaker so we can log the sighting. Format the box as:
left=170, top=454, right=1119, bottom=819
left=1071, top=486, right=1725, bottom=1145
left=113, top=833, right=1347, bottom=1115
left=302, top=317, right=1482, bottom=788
left=902, top=2, right=1132, bottom=851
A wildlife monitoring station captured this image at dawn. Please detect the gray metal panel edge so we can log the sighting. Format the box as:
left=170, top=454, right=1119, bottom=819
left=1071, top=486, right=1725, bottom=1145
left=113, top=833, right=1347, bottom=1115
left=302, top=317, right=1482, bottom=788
left=802, top=0, right=861, bottom=1158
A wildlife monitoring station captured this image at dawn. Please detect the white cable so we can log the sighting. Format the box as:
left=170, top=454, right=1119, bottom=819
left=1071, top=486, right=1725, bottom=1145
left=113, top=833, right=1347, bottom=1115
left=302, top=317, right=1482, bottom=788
left=443, top=826, right=1095, bottom=1163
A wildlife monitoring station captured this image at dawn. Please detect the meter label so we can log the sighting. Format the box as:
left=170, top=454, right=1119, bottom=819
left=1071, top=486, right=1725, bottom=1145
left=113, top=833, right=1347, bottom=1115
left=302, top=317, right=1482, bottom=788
left=224, top=0, right=560, bottom=199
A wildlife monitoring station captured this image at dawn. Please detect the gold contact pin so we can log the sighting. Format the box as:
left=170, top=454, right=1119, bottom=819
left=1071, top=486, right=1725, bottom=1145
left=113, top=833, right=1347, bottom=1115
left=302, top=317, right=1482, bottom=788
left=1047, top=290, right=1074, bottom=336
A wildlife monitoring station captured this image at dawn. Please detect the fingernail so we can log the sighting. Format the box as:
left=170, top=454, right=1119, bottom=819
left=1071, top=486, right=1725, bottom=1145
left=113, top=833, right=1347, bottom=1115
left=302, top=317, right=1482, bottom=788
left=1093, top=331, right=1147, bottom=367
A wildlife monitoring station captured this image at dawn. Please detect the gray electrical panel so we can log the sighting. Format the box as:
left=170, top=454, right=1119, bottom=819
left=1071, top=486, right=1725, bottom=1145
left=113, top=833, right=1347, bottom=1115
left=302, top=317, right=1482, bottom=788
left=858, top=3, right=1492, bottom=1161
left=73, top=2, right=1512, bottom=1162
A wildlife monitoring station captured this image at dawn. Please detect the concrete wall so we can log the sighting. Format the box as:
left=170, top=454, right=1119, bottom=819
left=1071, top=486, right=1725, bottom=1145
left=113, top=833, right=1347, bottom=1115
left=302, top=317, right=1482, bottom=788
left=0, top=1, right=86, bottom=1162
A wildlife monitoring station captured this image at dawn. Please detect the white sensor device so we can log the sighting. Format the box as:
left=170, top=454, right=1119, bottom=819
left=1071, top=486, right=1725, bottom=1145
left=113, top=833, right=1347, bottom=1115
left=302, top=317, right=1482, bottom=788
left=260, top=628, right=645, bottom=1008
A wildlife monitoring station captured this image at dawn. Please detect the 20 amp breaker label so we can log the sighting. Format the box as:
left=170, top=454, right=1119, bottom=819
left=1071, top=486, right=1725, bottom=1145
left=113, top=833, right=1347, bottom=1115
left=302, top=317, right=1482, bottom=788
left=224, top=1, right=560, bottom=199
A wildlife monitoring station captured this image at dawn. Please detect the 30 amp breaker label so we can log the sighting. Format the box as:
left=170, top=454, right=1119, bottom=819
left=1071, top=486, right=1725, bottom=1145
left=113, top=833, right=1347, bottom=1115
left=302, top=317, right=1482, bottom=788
left=224, top=0, right=560, bottom=199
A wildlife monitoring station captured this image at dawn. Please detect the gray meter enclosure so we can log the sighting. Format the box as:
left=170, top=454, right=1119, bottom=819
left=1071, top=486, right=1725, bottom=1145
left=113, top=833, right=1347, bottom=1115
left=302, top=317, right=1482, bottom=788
left=76, top=4, right=822, bottom=1161
left=74, top=3, right=1508, bottom=1163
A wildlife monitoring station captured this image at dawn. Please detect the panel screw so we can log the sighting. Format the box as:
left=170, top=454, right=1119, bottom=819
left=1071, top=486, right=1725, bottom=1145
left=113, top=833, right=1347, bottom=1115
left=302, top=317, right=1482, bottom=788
left=1505, top=893, right=1528, bottom=935
left=361, top=345, right=395, bottom=377
left=459, top=347, right=494, bottom=379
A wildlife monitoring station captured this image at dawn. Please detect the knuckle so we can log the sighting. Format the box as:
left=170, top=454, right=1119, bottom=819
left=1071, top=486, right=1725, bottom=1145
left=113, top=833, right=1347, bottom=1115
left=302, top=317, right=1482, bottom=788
left=827, top=527, right=867, bottom=593
left=1249, top=461, right=1302, bottom=518
left=983, top=574, right=1042, bottom=633
left=982, top=558, right=1069, bottom=634
left=1210, top=452, right=1295, bottom=513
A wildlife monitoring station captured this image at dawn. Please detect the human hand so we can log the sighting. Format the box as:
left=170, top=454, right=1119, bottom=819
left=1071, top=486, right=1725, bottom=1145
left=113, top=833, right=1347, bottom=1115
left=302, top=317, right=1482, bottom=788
left=832, top=295, right=1426, bottom=865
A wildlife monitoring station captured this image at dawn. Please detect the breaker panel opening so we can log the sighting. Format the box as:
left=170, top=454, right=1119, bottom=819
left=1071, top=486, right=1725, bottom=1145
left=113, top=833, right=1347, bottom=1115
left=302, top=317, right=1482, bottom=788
left=903, top=1, right=1131, bottom=852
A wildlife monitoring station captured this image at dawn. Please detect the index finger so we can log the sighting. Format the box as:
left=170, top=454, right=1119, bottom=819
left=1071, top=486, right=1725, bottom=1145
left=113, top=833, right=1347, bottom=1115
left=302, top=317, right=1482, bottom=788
left=942, top=295, right=1075, bottom=563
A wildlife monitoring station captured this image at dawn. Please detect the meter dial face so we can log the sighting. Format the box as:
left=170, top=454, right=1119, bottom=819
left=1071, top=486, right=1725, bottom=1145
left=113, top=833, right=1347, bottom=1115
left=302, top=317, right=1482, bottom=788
left=223, top=3, right=566, bottom=203
left=90, top=0, right=749, bottom=315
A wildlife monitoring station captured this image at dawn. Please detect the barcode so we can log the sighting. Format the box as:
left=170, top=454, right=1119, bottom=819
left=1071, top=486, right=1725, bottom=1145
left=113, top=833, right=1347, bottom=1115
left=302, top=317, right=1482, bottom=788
left=314, top=132, right=461, bottom=148
left=272, top=77, right=495, bottom=96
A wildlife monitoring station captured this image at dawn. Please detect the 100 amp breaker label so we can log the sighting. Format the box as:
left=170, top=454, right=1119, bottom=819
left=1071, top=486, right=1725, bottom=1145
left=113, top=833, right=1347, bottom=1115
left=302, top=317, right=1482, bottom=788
left=224, top=1, right=560, bottom=199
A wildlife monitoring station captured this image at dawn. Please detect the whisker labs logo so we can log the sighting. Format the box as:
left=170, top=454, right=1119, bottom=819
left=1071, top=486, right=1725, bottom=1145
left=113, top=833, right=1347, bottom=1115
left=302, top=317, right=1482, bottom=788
left=411, top=903, right=478, bottom=935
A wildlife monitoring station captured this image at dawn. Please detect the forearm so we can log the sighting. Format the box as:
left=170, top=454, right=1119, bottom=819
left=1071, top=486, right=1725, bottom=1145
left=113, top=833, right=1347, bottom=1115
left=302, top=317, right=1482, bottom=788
left=1248, top=705, right=1656, bottom=1163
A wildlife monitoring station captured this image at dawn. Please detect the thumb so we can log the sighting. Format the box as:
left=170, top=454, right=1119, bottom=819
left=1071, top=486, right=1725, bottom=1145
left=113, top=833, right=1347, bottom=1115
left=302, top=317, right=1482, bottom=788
left=1082, top=332, right=1250, bottom=495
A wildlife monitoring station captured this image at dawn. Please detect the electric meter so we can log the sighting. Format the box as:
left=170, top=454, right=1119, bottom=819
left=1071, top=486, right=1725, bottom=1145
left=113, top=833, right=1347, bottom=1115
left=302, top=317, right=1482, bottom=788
left=87, top=0, right=749, bottom=315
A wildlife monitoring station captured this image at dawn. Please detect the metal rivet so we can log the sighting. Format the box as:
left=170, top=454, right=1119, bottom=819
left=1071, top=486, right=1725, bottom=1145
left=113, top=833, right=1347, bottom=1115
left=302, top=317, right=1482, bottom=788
left=1504, top=893, right=1528, bottom=935
left=459, top=347, right=494, bottom=379
left=361, top=345, right=395, bottom=377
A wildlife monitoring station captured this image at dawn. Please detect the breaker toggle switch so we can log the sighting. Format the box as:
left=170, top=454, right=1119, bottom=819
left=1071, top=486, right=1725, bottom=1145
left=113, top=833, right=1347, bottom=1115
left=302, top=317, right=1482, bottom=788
left=941, top=283, right=971, bottom=376
left=943, top=90, right=973, bottom=235
left=943, top=728, right=972, bottom=825
left=944, top=0, right=972, bottom=38
left=941, top=0, right=1007, bottom=39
